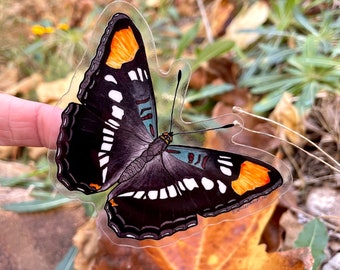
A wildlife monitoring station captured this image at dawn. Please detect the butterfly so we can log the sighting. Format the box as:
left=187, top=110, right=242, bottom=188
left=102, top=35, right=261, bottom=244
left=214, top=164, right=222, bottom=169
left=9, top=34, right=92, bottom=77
left=55, top=13, right=284, bottom=240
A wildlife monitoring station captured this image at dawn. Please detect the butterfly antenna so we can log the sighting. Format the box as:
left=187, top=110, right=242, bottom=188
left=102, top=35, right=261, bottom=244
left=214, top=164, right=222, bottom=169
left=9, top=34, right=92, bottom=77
left=169, top=70, right=235, bottom=136
left=169, top=70, right=182, bottom=133
left=174, top=122, right=235, bottom=136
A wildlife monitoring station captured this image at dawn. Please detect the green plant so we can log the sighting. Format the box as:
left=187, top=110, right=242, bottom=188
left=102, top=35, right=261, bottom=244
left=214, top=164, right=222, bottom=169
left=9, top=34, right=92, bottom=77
left=237, top=0, right=340, bottom=114
left=22, top=20, right=87, bottom=81
left=0, top=157, right=73, bottom=212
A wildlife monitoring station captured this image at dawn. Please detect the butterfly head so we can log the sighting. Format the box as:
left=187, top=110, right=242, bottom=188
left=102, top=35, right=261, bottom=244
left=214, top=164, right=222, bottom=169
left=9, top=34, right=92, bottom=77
left=160, top=132, right=173, bottom=145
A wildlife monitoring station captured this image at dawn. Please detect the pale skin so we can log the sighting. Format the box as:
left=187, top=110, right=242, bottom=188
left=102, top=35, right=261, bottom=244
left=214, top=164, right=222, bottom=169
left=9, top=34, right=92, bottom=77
left=0, top=93, right=61, bottom=149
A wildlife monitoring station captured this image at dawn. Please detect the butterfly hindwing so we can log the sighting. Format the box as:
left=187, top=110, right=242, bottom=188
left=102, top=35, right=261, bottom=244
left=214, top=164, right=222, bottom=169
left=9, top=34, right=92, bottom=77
left=105, top=145, right=283, bottom=239
left=56, top=13, right=158, bottom=194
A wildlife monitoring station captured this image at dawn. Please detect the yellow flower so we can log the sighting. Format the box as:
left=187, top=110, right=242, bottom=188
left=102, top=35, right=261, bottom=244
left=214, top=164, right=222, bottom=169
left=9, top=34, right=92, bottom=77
left=44, top=26, right=55, bottom=34
left=57, top=23, right=70, bottom=31
left=31, top=24, right=55, bottom=35
left=31, top=24, right=46, bottom=36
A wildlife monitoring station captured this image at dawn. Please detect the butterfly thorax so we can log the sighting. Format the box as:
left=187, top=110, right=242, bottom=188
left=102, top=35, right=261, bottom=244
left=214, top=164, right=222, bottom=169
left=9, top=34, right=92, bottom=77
left=118, top=132, right=173, bottom=183
left=159, top=131, right=173, bottom=145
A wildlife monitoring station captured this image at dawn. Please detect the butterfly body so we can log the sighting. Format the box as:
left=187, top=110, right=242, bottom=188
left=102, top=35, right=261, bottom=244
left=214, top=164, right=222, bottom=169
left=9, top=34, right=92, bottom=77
left=56, top=13, right=284, bottom=240
left=118, top=132, right=172, bottom=183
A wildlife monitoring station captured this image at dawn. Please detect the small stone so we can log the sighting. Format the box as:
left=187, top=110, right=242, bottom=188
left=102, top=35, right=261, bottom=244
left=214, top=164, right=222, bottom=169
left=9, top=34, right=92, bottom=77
left=322, top=253, right=340, bottom=270
left=306, top=188, right=340, bottom=227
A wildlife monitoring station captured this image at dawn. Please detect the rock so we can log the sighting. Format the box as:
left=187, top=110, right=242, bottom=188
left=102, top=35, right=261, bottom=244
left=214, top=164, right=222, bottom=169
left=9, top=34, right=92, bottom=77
left=306, top=187, right=340, bottom=227
left=323, top=253, right=340, bottom=270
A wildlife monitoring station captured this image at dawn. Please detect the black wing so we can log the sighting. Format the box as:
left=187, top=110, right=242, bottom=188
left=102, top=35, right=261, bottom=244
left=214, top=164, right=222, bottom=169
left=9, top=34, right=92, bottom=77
left=56, top=13, right=158, bottom=194
left=105, top=145, right=283, bottom=240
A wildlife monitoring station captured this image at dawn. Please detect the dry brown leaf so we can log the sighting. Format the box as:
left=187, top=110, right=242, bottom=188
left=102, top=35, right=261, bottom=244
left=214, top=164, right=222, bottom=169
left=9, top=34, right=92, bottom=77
left=270, top=92, right=305, bottom=146
left=73, top=219, right=99, bottom=270
left=197, top=202, right=278, bottom=270
left=73, top=202, right=306, bottom=269
left=5, top=73, right=43, bottom=96
left=215, top=87, right=250, bottom=108
left=73, top=217, right=162, bottom=270
left=143, top=201, right=305, bottom=270
left=175, top=0, right=197, bottom=17
left=208, top=57, right=240, bottom=85
left=0, top=146, right=19, bottom=160
left=206, top=101, right=280, bottom=153
left=190, top=67, right=209, bottom=90
left=208, top=0, right=234, bottom=37
left=0, top=67, right=19, bottom=92
left=225, top=1, right=269, bottom=49
left=266, top=248, right=312, bottom=270
left=280, top=210, right=304, bottom=250
left=26, top=146, right=48, bottom=160
left=190, top=57, right=240, bottom=91
left=36, top=72, right=76, bottom=104
left=260, top=204, right=287, bottom=252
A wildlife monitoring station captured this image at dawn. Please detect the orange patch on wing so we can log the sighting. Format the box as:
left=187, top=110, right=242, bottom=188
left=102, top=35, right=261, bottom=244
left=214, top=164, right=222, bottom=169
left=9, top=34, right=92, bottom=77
left=109, top=199, right=118, bottom=207
left=89, top=183, right=102, bottom=190
left=106, top=26, right=139, bottom=69
left=231, top=161, right=270, bottom=196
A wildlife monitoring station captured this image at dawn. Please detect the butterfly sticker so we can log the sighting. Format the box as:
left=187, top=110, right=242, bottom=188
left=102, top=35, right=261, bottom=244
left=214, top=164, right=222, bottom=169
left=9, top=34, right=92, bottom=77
left=56, top=11, right=287, bottom=240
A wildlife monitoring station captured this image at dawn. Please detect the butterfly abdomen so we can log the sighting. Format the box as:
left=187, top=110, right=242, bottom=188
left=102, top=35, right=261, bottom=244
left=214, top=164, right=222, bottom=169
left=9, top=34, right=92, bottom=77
left=118, top=132, right=172, bottom=182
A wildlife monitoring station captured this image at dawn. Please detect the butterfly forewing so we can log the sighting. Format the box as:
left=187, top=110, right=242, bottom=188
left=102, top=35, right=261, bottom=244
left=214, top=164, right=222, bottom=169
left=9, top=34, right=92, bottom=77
left=56, top=14, right=158, bottom=194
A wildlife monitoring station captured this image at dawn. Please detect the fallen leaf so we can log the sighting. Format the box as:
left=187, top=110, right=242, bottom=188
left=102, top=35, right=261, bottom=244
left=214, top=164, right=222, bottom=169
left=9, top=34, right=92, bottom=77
left=0, top=67, right=18, bottom=92
left=176, top=0, right=198, bottom=17
left=225, top=1, right=269, bottom=49
left=142, top=200, right=305, bottom=270
left=208, top=0, right=235, bottom=37
left=27, top=147, right=48, bottom=160
left=189, top=66, right=209, bottom=90
left=266, top=248, right=312, bottom=270
left=36, top=72, right=77, bottom=104
left=189, top=57, right=239, bottom=89
left=0, top=146, right=19, bottom=160
left=270, top=92, right=305, bottom=146
left=260, top=204, right=287, bottom=252
left=73, top=216, right=163, bottom=270
left=206, top=101, right=280, bottom=154
left=5, top=73, right=43, bottom=96
left=73, top=219, right=99, bottom=270
left=280, top=210, right=304, bottom=250
left=208, top=57, right=240, bottom=86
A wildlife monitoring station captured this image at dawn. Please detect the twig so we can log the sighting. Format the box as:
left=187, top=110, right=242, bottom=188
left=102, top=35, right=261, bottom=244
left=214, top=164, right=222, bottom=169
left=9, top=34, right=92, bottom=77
left=196, top=0, right=214, bottom=43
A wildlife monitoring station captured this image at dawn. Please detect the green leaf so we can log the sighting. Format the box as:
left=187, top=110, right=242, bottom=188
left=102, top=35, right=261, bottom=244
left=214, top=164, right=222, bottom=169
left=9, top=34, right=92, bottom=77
left=250, top=77, right=303, bottom=94
left=55, top=246, right=78, bottom=270
left=0, top=176, right=49, bottom=189
left=293, top=57, right=340, bottom=68
left=175, top=21, right=200, bottom=58
left=294, top=7, right=318, bottom=35
left=1, top=196, right=72, bottom=213
left=191, top=39, right=234, bottom=71
left=186, top=83, right=234, bottom=103
left=252, top=88, right=286, bottom=114
left=295, top=81, right=318, bottom=113
left=294, top=218, right=328, bottom=270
